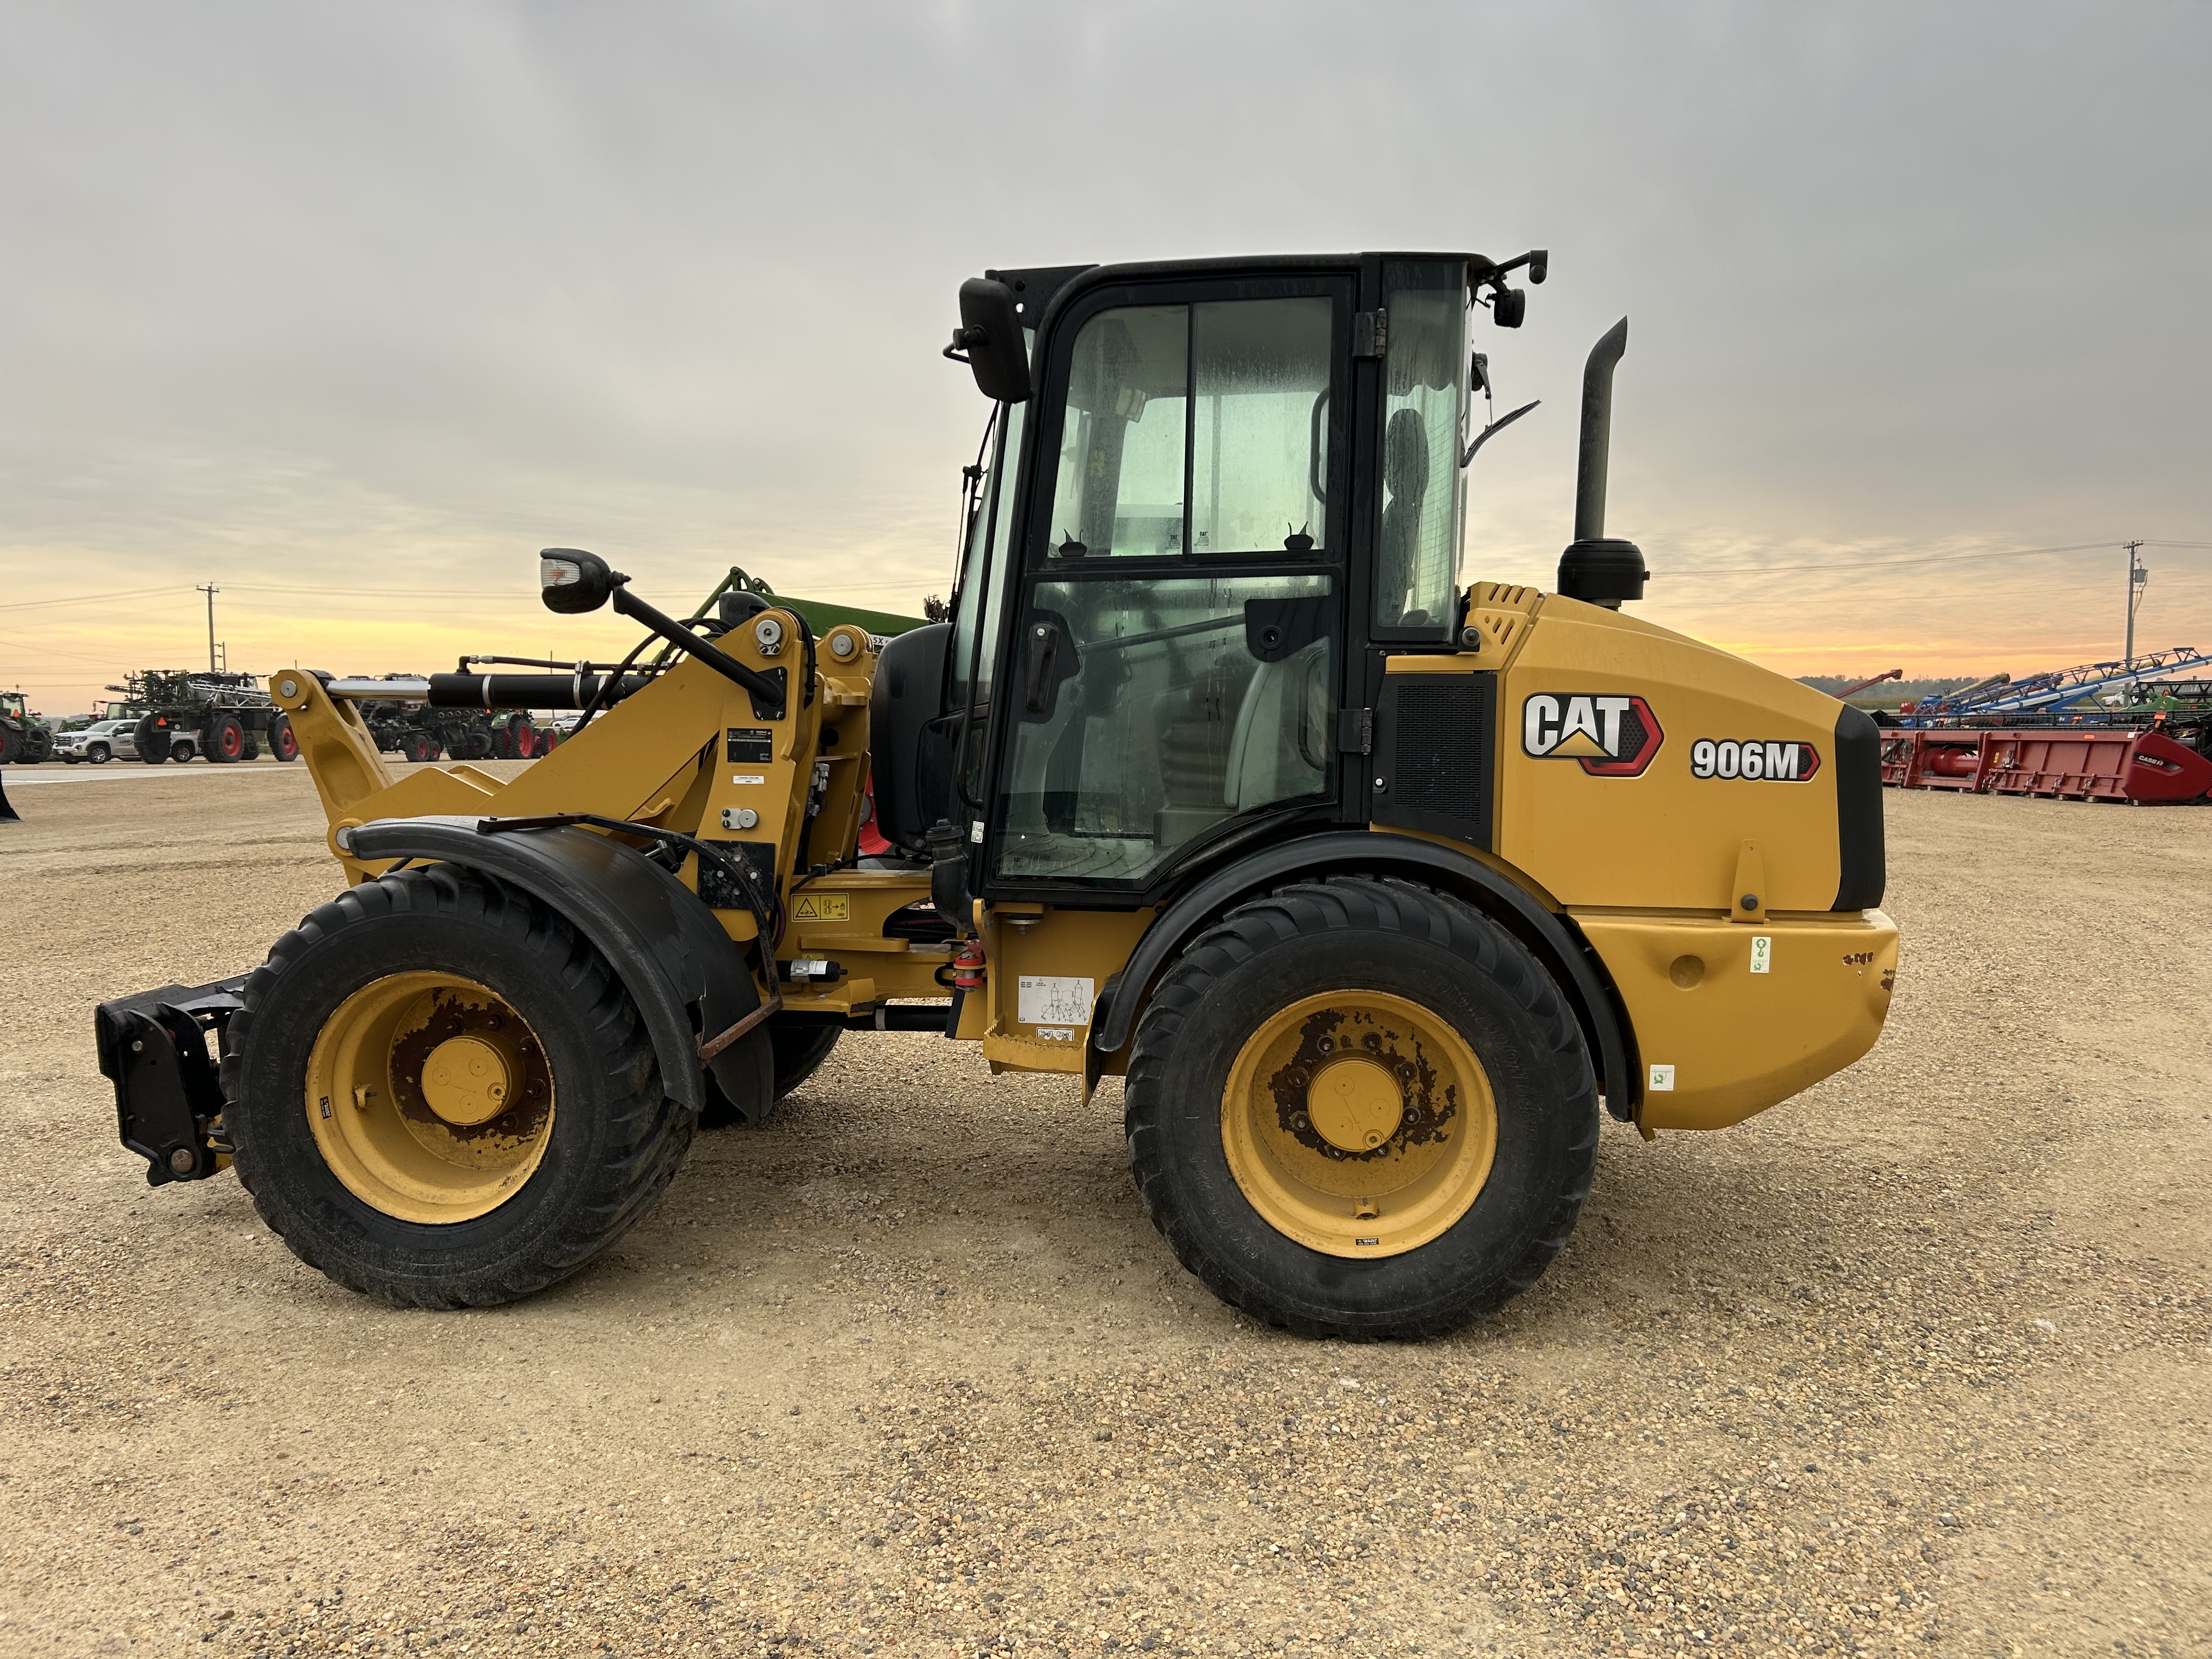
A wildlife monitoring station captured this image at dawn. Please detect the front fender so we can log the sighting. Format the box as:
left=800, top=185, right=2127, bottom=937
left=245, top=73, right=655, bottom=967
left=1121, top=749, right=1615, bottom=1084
left=341, top=816, right=771, bottom=1116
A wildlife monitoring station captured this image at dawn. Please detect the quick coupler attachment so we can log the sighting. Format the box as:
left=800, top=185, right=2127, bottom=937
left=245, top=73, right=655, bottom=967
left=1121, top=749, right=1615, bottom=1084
left=92, top=977, right=248, bottom=1186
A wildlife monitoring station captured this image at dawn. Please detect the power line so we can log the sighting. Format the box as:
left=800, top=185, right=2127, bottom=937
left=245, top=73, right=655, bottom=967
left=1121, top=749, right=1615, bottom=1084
left=4, top=584, right=191, bottom=610
left=1663, top=540, right=2121, bottom=576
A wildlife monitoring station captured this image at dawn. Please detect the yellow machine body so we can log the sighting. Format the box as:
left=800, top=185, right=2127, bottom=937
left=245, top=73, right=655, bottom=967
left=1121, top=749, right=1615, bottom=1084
left=274, top=580, right=1894, bottom=1135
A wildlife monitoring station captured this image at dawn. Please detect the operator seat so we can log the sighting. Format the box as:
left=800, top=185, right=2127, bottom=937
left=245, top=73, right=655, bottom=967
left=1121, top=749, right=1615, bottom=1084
left=1222, top=638, right=1328, bottom=811
left=1377, top=406, right=1430, bottom=627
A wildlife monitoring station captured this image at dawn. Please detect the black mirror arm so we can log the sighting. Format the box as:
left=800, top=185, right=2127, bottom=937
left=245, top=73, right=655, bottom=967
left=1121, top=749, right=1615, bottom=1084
left=1462, top=400, right=1541, bottom=467
left=611, top=587, right=787, bottom=713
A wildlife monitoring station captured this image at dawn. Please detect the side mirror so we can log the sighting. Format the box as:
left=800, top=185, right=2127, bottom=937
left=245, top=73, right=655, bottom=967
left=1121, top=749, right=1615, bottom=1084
left=947, top=278, right=1031, bottom=404
left=1492, top=288, right=1526, bottom=329
left=540, top=548, right=620, bottom=614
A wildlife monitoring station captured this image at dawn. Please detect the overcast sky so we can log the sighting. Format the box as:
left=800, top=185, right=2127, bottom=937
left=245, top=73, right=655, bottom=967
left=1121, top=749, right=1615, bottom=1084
left=5, top=0, right=2210, bottom=709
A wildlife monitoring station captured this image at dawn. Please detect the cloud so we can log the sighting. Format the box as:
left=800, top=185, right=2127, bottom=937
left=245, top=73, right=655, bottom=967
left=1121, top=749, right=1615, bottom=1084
left=4, top=0, right=2208, bottom=709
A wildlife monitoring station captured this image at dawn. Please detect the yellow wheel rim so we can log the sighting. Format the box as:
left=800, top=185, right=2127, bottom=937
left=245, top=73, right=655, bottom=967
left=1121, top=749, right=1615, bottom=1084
left=304, top=972, right=556, bottom=1224
left=1221, top=990, right=1496, bottom=1259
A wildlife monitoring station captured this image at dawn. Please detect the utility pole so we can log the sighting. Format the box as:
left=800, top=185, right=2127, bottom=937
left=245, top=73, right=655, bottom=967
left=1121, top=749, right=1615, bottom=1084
left=2122, top=541, right=2146, bottom=669
left=196, top=583, right=220, bottom=673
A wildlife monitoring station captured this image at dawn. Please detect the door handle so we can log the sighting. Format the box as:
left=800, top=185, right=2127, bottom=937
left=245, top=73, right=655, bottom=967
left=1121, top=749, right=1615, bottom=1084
left=1024, top=620, right=1062, bottom=715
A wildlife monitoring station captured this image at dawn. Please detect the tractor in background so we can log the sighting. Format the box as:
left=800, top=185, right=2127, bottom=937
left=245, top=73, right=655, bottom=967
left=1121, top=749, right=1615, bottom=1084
left=107, top=670, right=298, bottom=765
left=0, top=691, right=55, bottom=765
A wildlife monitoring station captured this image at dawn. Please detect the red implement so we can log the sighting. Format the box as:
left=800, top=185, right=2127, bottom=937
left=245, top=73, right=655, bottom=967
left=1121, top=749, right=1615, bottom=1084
left=1880, top=727, right=2212, bottom=803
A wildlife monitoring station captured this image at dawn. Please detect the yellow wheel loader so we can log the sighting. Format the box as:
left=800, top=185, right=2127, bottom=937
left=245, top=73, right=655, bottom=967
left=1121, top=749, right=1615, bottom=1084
left=93, top=251, right=1897, bottom=1338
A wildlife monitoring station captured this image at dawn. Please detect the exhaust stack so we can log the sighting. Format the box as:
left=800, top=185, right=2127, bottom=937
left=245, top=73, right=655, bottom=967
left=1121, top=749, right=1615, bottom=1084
left=1557, top=317, right=1649, bottom=608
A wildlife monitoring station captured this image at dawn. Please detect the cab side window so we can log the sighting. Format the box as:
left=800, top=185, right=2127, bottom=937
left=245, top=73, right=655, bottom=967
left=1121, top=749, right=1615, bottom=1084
left=1374, top=274, right=1465, bottom=634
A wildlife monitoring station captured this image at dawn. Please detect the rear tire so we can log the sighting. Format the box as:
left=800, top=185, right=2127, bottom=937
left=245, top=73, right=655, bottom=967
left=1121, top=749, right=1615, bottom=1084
left=1123, top=877, right=1599, bottom=1341
left=221, top=866, right=696, bottom=1308
left=268, top=714, right=299, bottom=762
left=136, top=715, right=168, bottom=763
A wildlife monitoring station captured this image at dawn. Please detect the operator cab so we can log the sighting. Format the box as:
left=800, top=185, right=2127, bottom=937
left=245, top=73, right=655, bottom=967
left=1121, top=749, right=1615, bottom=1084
left=871, top=251, right=1549, bottom=909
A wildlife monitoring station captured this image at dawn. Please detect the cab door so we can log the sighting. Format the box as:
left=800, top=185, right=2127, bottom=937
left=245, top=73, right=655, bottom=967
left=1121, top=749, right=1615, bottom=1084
left=982, top=274, right=1357, bottom=902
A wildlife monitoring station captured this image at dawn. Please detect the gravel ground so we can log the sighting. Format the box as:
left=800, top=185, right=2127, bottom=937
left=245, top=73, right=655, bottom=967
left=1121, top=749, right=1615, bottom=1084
left=1, top=765, right=2207, bottom=1657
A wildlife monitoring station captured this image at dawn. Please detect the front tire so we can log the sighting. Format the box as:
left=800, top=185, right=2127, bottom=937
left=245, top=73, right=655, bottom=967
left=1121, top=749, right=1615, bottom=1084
left=136, top=715, right=168, bottom=763
left=221, top=866, right=696, bottom=1308
left=267, top=714, right=300, bottom=761
left=89, top=744, right=111, bottom=764
left=1124, top=877, right=1598, bottom=1340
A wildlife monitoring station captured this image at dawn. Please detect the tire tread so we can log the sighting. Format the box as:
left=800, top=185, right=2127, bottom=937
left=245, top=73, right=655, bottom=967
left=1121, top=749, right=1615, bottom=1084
left=219, top=867, right=691, bottom=1309
left=1124, top=876, right=1598, bottom=1341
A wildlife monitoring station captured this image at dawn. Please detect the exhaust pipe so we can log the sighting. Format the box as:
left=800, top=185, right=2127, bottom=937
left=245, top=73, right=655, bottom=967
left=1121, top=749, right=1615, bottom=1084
left=1557, top=317, right=1648, bottom=609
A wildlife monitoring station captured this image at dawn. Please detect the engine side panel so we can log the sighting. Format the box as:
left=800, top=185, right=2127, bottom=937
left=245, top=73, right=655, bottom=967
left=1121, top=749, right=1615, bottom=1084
left=1496, top=595, right=1852, bottom=913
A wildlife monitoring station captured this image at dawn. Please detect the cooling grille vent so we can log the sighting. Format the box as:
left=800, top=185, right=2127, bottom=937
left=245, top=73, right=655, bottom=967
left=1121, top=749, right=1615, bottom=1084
left=1375, top=673, right=1494, bottom=845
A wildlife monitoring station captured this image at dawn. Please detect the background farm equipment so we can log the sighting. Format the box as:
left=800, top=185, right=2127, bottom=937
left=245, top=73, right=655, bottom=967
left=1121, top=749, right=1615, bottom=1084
left=105, top=670, right=297, bottom=765
left=0, top=691, right=55, bottom=764
left=360, top=696, right=551, bottom=762
left=1880, top=647, right=2212, bottom=804
left=1880, top=724, right=2212, bottom=804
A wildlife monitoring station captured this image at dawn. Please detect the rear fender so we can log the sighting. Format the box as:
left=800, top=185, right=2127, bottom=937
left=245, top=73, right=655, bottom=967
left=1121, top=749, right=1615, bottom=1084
left=342, top=816, right=771, bottom=1116
left=1087, top=830, right=1638, bottom=1120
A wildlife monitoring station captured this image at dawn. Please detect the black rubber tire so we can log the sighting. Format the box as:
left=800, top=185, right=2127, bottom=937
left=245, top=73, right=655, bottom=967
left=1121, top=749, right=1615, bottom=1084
left=0, top=726, right=17, bottom=765
left=205, top=713, right=245, bottom=763
left=1123, top=876, right=1599, bottom=1341
left=88, top=744, right=110, bottom=765
left=135, top=714, right=168, bottom=764
left=771, top=1020, right=842, bottom=1098
left=219, top=866, right=696, bottom=1308
left=172, top=739, right=196, bottom=763
left=697, top=1019, right=839, bottom=1128
left=268, top=714, right=299, bottom=762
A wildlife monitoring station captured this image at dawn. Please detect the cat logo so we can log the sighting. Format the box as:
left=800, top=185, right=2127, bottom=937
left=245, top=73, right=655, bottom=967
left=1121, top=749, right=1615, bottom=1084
left=789, top=893, right=851, bottom=922
left=1520, top=692, right=1664, bottom=777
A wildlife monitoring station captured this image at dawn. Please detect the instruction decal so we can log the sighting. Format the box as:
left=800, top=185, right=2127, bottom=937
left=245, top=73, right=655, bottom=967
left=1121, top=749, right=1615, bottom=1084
left=1018, top=975, right=1094, bottom=1028
left=1648, top=1063, right=1676, bottom=1092
left=1521, top=693, right=1663, bottom=776
left=1689, top=739, right=1820, bottom=781
left=791, top=893, right=850, bottom=922
left=1750, top=935, right=1772, bottom=974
